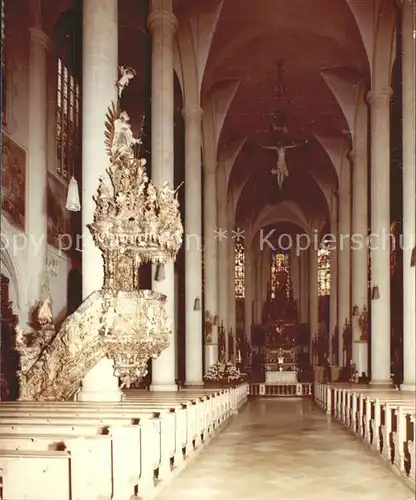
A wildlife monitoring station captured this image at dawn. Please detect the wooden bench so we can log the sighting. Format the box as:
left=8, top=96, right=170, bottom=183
left=0, top=449, right=71, bottom=500
left=0, top=384, right=248, bottom=499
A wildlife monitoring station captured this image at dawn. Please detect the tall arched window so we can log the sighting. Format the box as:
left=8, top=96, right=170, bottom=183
left=234, top=241, right=245, bottom=298
left=270, top=252, right=291, bottom=298
left=54, top=10, right=82, bottom=180
left=2, top=4, right=7, bottom=127
left=317, top=240, right=331, bottom=296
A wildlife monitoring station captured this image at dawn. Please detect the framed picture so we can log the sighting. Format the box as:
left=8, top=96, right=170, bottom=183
left=1, top=133, right=26, bottom=230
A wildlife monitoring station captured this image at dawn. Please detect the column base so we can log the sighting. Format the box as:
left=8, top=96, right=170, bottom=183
left=184, top=382, right=204, bottom=389
left=400, top=383, right=416, bottom=392
left=150, top=383, right=178, bottom=392
left=369, top=379, right=392, bottom=389
left=352, top=340, right=368, bottom=377
left=205, top=344, right=218, bottom=370
left=77, top=389, right=123, bottom=402
left=76, top=358, right=122, bottom=402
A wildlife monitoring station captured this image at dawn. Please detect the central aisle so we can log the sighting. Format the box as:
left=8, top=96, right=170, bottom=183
left=156, top=398, right=412, bottom=500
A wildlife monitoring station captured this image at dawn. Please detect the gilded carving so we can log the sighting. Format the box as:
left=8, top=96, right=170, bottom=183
left=16, top=67, right=183, bottom=400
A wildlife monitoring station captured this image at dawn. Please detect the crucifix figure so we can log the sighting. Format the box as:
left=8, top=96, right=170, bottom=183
left=261, top=140, right=307, bottom=189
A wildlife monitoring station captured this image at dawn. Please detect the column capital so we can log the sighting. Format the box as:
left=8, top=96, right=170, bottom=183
left=182, top=107, right=203, bottom=121
left=147, top=10, right=178, bottom=35
left=347, top=149, right=355, bottom=161
left=338, top=188, right=351, bottom=197
left=366, top=87, right=393, bottom=104
left=29, top=27, right=52, bottom=51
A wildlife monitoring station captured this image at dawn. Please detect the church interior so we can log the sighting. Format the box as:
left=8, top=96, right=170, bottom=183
left=0, top=0, right=415, bottom=498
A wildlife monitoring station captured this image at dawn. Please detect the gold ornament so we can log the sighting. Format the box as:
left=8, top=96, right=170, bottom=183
left=16, top=67, right=183, bottom=400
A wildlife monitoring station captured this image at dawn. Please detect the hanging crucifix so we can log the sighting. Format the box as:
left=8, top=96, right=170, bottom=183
left=261, top=140, right=307, bottom=189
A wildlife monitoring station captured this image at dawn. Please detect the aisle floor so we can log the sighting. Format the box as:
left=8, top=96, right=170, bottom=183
left=155, top=398, right=413, bottom=500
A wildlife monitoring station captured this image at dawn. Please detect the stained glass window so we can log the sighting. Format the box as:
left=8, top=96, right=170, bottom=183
left=317, top=241, right=331, bottom=296
left=1, top=4, right=6, bottom=127
left=235, top=241, right=245, bottom=298
left=270, top=252, right=291, bottom=298
left=56, top=57, right=80, bottom=180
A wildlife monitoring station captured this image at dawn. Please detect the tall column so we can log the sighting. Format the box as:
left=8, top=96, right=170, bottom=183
left=328, top=192, right=338, bottom=361
left=226, top=199, right=236, bottom=361
left=401, top=0, right=416, bottom=391
left=204, top=168, right=219, bottom=368
left=289, top=245, right=300, bottom=310
left=27, top=28, right=50, bottom=312
left=309, top=246, right=319, bottom=363
left=255, top=250, right=263, bottom=323
left=78, top=0, right=121, bottom=401
left=217, top=164, right=229, bottom=358
left=244, top=247, right=254, bottom=345
left=368, top=87, right=393, bottom=385
left=337, top=163, right=351, bottom=366
left=261, top=247, right=271, bottom=317
left=299, top=249, right=309, bottom=323
left=148, top=2, right=178, bottom=391
left=183, top=107, right=203, bottom=386
left=351, top=143, right=369, bottom=376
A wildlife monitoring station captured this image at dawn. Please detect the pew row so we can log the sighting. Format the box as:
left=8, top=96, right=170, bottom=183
left=0, top=384, right=248, bottom=499
left=314, top=382, right=415, bottom=491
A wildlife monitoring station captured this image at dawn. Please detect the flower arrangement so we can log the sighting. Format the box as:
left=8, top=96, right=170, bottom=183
left=203, top=361, right=246, bottom=386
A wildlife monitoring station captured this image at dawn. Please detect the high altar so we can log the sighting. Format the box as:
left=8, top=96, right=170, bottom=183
left=264, top=322, right=298, bottom=384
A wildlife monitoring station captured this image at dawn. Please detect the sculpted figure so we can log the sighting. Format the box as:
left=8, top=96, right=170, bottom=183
left=37, top=296, right=53, bottom=326
left=261, top=140, right=307, bottom=189
left=111, top=111, right=141, bottom=159
left=116, top=66, right=136, bottom=98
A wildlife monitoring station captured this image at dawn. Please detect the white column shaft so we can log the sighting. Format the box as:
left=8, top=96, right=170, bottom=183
left=309, top=247, right=319, bottom=361
left=261, top=248, right=270, bottom=318
left=338, top=188, right=351, bottom=366
left=78, top=0, right=121, bottom=402
left=82, top=1, right=118, bottom=298
left=329, top=196, right=338, bottom=359
left=148, top=5, right=178, bottom=390
left=401, top=0, right=416, bottom=389
left=226, top=200, right=236, bottom=360
left=217, top=166, right=229, bottom=357
left=27, top=29, right=50, bottom=309
left=183, top=107, right=203, bottom=386
left=351, top=143, right=369, bottom=374
left=244, top=249, right=254, bottom=344
left=204, top=169, right=218, bottom=367
left=369, top=88, right=392, bottom=385
left=255, top=252, right=263, bottom=322
left=299, top=250, right=309, bottom=323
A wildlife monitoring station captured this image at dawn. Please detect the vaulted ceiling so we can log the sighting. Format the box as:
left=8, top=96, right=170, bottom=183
left=40, top=0, right=373, bottom=237
left=202, top=0, right=370, bottom=231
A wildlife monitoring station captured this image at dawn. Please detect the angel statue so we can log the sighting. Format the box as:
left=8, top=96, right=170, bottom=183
left=37, top=295, right=53, bottom=327
left=261, top=140, right=308, bottom=189
left=111, top=111, right=141, bottom=159
left=358, top=306, right=368, bottom=341
left=116, top=66, right=136, bottom=98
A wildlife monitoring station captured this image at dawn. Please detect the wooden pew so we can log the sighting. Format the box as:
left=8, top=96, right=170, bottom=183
left=0, top=415, right=156, bottom=499
left=0, top=385, right=246, bottom=499
left=0, top=449, right=71, bottom=500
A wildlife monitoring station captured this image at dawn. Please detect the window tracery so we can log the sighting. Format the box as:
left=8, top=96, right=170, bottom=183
left=56, top=57, right=80, bottom=180
left=2, top=5, right=7, bottom=127
left=317, top=241, right=331, bottom=296
left=235, top=241, right=245, bottom=298
left=270, top=252, right=291, bottom=299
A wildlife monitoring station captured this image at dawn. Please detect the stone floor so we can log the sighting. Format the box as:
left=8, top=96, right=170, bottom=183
left=155, top=398, right=413, bottom=500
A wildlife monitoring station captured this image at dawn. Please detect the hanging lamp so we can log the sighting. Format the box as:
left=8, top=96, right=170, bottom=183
left=65, top=22, right=81, bottom=212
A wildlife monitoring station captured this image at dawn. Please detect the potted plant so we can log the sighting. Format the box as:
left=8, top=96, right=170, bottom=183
left=203, top=361, right=246, bottom=387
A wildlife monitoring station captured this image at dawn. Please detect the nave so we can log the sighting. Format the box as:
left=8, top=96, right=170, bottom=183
left=156, top=399, right=413, bottom=500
